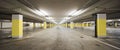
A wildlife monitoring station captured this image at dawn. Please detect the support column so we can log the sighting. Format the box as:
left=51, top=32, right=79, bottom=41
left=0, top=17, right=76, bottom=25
left=88, top=23, right=89, bottom=27
left=95, top=14, right=106, bottom=37
left=82, top=23, right=85, bottom=27
left=43, top=22, right=47, bottom=29
left=33, top=23, right=36, bottom=29
left=0, top=21, right=2, bottom=29
left=70, top=22, right=74, bottom=29
left=86, top=23, right=89, bottom=27
left=12, top=14, right=23, bottom=38
left=114, top=22, right=118, bottom=28
left=79, top=23, right=82, bottom=27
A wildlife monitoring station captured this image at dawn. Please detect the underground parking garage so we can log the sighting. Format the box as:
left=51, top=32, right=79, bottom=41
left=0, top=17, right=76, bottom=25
left=0, top=0, right=120, bottom=50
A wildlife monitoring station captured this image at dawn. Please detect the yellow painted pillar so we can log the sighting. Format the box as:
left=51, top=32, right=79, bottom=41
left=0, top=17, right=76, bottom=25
left=88, top=23, right=90, bottom=27
left=82, top=23, right=84, bottom=27
left=84, top=23, right=86, bottom=27
left=79, top=23, right=82, bottom=27
left=86, top=23, right=89, bottom=27
left=95, top=14, right=106, bottom=37
left=70, top=22, right=74, bottom=29
left=12, top=14, right=23, bottom=38
left=43, top=22, right=47, bottom=29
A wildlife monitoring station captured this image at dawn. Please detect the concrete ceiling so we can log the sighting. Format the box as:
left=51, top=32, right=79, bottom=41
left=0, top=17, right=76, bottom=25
left=18, top=0, right=90, bottom=22
left=0, top=0, right=120, bottom=23
left=0, top=0, right=91, bottom=23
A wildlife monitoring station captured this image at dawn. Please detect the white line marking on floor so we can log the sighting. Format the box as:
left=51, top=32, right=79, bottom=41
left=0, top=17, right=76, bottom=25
left=79, top=33, right=120, bottom=50
left=95, top=39, right=120, bottom=50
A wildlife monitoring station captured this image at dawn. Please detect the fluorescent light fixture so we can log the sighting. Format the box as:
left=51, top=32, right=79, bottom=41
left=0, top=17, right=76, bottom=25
left=59, top=20, right=66, bottom=24
left=59, top=17, right=71, bottom=24
left=68, top=10, right=77, bottom=16
left=33, top=10, right=45, bottom=16
left=45, top=17, right=57, bottom=24
left=32, top=9, right=49, bottom=17
left=47, top=18, right=57, bottom=24
left=107, top=20, right=113, bottom=22
left=40, top=10, right=48, bottom=16
left=68, top=9, right=87, bottom=16
left=72, top=10, right=82, bottom=16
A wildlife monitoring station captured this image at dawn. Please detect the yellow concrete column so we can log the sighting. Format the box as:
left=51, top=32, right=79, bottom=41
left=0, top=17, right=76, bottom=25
left=88, top=23, right=90, bottom=27
left=70, top=22, right=74, bottom=29
left=82, top=23, right=85, bottom=27
left=43, top=22, right=47, bottom=29
left=79, top=23, right=82, bottom=27
left=75, top=23, right=77, bottom=27
left=86, top=23, right=89, bottom=27
left=33, top=23, right=36, bottom=29
left=12, top=14, right=23, bottom=38
left=95, top=14, right=106, bottom=37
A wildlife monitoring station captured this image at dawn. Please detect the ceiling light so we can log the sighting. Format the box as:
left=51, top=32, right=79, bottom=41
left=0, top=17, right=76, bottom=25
left=107, top=20, right=113, bottom=22
left=59, top=19, right=67, bottom=24
left=68, top=10, right=77, bottom=16
left=68, top=9, right=87, bottom=16
left=72, top=10, right=82, bottom=16
left=33, top=10, right=45, bottom=16
left=59, top=17, right=71, bottom=24
left=40, top=10, right=48, bottom=16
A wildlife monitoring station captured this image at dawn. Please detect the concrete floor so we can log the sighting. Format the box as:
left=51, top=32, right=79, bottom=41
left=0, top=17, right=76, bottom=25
left=0, top=26, right=118, bottom=50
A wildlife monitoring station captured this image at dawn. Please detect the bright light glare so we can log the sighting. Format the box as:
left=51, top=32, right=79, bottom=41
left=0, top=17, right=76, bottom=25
left=68, top=10, right=77, bottom=16
left=40, top=10, right=48, bottom=16
left=59, top=19, right=67, bottom=24
left=107, top=20, right=113, bottom=22
left=72, top=10, right=82, bottom=16
left=34, top=10, right=45, bottom=16
left=47, top=18, right=57, bottom=24
left=59, top=17, right=71, bottom=24
left=68, top=9, right=87, bottom=16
